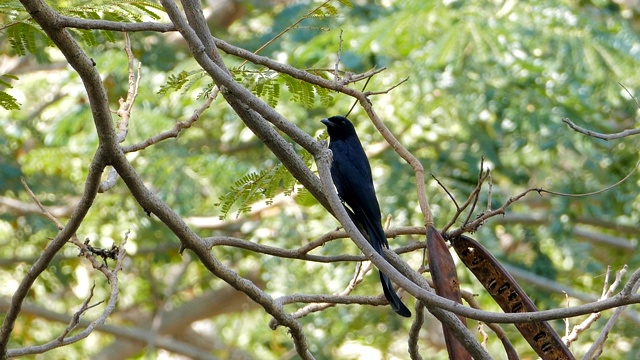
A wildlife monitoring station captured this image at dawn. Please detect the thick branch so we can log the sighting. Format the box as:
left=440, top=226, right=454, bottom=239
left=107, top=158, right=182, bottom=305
left=314, top=147, right=490, bottom=359
left=2, top=3, right=122, bottom=353
left=157, top=1, right=315, bottom=358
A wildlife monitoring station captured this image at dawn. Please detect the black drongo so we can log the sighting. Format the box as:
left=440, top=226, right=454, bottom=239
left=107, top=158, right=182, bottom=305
left=321, top=115, right=411, bottom=317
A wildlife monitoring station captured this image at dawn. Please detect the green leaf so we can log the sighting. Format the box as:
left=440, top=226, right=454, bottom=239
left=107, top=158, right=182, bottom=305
left=0, top=91, right=20, bottom=110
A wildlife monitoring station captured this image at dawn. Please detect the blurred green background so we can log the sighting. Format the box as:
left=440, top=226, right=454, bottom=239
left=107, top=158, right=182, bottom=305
left=1, top=0, right=640, bottom=358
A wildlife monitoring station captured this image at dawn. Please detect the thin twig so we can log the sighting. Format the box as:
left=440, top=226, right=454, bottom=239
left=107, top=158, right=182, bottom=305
left=100, top=33, right=142, bottom=192
left=619, top=82, right=640, bottom=108
left=7, top=183, right=128, bottom=356
left=465, top=157, right=487, bottom=225
left=20, top=178, right=64, bottom=230
left=57, top=284, right=103, bottom=341
left=562, top=117, right=640, bottom=141
left=123, top=88, right=219, bottom=153
left=450, top=157, right=640, bottom=237
left=538, top=157, right=640, bottom=198
left=431, top=173, right=460, bottom=211
left=563, top=83, right=640, bottom=141
left=345, top=75, right=371, bottom=118
left=364, top=77, right=409, bottom=96
left=582, top=266, right=639, bottom=360
left=441, top=166, right=491, bottom=234
left=334, top=29, right=343, bottom=82
left=238, top=0, right=333, bottom=68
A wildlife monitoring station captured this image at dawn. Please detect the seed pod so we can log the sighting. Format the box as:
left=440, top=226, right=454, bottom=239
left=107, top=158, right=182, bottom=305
left=452, top=235, right=575, bottom=360
left=427, top=226, right=470, bottom=360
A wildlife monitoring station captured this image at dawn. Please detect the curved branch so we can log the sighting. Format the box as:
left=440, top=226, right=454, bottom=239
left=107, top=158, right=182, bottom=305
left=562, top=117, right=640, bottom=140
left=314, top=146, right=491, bottom=359
left=157, top=1, right=315, bottom=358
left=0, top=149, right=106, bottom=355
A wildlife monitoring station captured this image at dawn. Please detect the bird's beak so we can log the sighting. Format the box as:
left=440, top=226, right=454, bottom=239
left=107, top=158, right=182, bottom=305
left=320, top=118, right=333, bottom=127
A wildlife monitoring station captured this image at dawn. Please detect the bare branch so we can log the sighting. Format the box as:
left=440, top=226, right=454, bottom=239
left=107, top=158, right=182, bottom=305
left=100, top=33, right=142, bottom=192
left=563, top=266, right=626, bottom=347
left=0, top=148, right=106, bottom=356
left=364, top=77, right=409, bottom=96
left=20, top=178, right=64, bottom=230
left=57, top=16, right=176, bottom=32
left=333, top=29, right=343, bottom=83
left=279, top=261, right=374, bottom=320
left=205, top=226, right=640, bottom=330
left=407, top=302, right=425, bottom=360
left=358, top=102, right=435, bottom=228
left=12, top=2, right=640, bottom=359
left=7, top=233, right=128, bottom=357
left=450, top=155, right=640, bottom=236
left=57, top=284, right=102, bottom=341
left=123, top=88, right=219, bottom=153
left=582, top=266, right=640, bottom=360
left=442, top=164, right=491, bottom=234
left=0, top=296, right=221, bottom=359
left=158, top=1, right=316, bottom=358
left=562, top=117, right=640, bottom=140
left=562, top=84, right=639, bottom=143
left=1, top=15, right=127, bottom=354
left=621, top=266, right=640, bottom=296
left=432, top=173, right=460, bottom=212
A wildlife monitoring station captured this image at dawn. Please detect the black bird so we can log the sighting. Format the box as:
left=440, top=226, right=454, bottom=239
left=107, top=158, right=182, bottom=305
left=321, top=115, right=411, bottom=317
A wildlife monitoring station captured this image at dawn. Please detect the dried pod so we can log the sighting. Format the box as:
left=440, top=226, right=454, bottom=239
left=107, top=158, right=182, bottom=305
left=452, top=235, right=575, bottom=360
left=427, top=226, right=471, bottom=360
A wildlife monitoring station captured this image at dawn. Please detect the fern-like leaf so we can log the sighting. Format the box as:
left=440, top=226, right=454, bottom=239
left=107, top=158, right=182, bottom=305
left=215, top=152, right=314, bottom=219
left=157, top=70, right=206, bottom=95
left=216, top=168, right=278, bottom=219
left=215, top=128, right=323, bottom=219
left=7, top=22, right=41, bottom=56
left=336, top=0, right=353, bottom=8
left=266, top=81, right=280, bottom=108
left=0, top=74, right=20, bottom=110
left=310, top=3, right=339, bottom=18
left=314, top=84, right=333, bottom=108
left=0, top=92, right=20, bottom=110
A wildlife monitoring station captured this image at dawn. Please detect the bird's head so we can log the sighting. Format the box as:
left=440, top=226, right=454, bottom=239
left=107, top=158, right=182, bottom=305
left=321, top=115, right=357, bottom=139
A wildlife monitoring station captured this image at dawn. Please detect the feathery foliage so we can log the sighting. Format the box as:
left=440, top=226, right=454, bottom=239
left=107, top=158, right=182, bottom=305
left=215, top=143, right=317, bottom=219
left=159, top=67, right=334, bottom=109
left=0, top=74, right=20, bottom=110
left=2, top=0, right=163, bottom=54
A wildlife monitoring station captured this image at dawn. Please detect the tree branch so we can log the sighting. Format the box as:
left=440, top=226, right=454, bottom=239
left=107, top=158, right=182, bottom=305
left=562, top=117, right=640, bottom=141
left=157, top=1, right=315, bottom=357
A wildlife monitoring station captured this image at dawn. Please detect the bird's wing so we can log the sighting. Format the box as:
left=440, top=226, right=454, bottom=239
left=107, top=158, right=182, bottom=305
left=329, top=140, right=380, bottom=209
left=329, top=139, right=388, bottom=249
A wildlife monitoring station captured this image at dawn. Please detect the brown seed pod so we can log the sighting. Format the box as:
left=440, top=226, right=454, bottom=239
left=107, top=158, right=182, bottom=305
left=427, top=226, right=471, bottom=360
left=452, top=234, right=575, bottom=360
